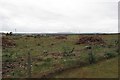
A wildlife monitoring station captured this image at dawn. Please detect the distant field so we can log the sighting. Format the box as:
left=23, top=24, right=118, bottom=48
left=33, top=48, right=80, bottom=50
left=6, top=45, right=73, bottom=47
left=54, top=57, right=119, bottom=78
left=2, top=34, right=119, bottom=78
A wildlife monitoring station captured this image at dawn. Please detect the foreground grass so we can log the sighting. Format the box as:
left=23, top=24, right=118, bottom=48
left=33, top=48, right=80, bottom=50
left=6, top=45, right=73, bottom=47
left=55, top=57, right=119, bottom=78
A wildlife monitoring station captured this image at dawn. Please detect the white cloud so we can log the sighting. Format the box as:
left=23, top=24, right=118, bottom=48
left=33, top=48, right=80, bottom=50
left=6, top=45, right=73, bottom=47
left=0, top=0, right=118, bottom=33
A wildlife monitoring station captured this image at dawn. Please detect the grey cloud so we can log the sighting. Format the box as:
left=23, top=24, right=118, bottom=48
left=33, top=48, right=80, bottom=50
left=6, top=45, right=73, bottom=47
left=0, top=0, right=118, bottom=33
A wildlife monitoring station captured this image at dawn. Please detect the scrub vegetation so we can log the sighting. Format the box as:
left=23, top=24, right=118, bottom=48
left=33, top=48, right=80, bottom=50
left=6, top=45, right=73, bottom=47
left=2, top=33, right=119, bottom=78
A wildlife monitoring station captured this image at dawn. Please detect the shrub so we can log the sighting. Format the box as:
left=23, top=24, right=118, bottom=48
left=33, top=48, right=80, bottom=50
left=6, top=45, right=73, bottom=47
left=62, top=46, right=74, bottom=57
left=9, top=32, right=13, bottom=35
left=104, top=52, right=116, bottom=59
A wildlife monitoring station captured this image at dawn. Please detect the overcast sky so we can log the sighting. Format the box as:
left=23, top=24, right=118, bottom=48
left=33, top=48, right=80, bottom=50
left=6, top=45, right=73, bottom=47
left=0, top=0, right=119, bottom=33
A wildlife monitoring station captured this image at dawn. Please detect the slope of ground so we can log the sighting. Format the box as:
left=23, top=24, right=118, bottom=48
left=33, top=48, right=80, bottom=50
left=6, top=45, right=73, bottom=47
left=54, top=57, right=118, bottom=78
